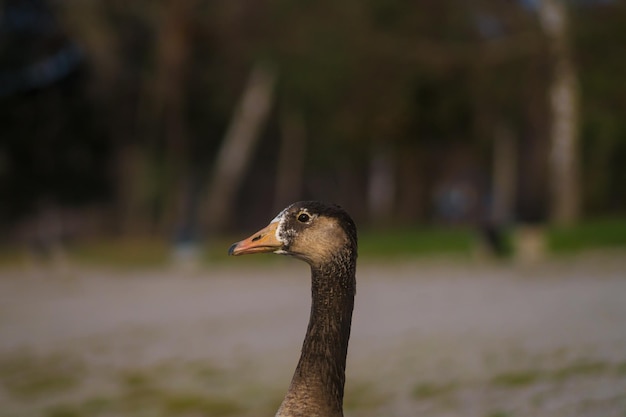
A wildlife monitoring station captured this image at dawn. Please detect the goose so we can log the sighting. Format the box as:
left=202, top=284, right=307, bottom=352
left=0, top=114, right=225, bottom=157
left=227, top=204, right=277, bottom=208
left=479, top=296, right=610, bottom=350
left=229, top=201, right=357, bottom=417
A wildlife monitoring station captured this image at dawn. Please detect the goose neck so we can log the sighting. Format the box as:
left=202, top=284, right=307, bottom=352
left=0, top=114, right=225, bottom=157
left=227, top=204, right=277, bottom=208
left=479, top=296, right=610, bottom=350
left=276, top=258, right=356, bottom=417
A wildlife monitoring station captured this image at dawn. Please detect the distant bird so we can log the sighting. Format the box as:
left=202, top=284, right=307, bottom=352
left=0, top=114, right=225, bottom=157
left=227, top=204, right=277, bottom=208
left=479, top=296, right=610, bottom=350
left=229, top=201, right=357, bottom=417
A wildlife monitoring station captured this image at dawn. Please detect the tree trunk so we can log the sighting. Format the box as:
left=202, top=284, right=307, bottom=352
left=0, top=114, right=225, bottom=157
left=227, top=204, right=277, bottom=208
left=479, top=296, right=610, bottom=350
left=538, top=0, right=581, bottom=225
left=203, top=63, right=276, bottom=233
left=138, top=0, right=193, bottom=236
left=492, top=124, right=517, bottom=225
left=367, top=143, right=395, bottom=225
left=274, top=106, right=306, bottom=211
left=396, top=149, right=425, bottom=223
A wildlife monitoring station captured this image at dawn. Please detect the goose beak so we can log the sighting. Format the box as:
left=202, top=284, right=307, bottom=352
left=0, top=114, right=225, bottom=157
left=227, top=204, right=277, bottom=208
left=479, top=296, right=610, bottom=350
left=229, top=221, right=283, bottom=256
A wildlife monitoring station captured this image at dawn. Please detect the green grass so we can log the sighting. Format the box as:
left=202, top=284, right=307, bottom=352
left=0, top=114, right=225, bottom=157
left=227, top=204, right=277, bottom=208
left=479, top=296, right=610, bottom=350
left=119, top=369, right=160, bottom=392
left=490, top=370, right=542, bottom=387
left=6, top=353, right=624, bottom=417
left=412, top=381, right=459, bottom=399
left=45, top=405, right=81, bottom=417
left=162, top=393, right=242, bottom=416
left=80, top=397, right=116, bottom=415
left=0, top=228, right=476, bottom=269
left=44, top=391, right=242, bottom=417
left=0, top=352, right=84, bottom=399
left=0, top=246, right=25, bottom=267
left=112, top=367, right=242, bottom=416
left=70, top=224, right=476, bottom=267
left=0, top=352, right=240, bottom=417
left=550, top=360, right=611, bottom=381
left=485, top=411, right=513, bottom=417
left=488, top=358, right=620, bottom=390
left=344, top=381, right=387, bottom=410
left=359, top=227, right=475, bottom=259
left=70, top=239, right=170, bottom=268
left=547, top=217, right=626, bottom=253
left=1, top=217, right=624, bottom=268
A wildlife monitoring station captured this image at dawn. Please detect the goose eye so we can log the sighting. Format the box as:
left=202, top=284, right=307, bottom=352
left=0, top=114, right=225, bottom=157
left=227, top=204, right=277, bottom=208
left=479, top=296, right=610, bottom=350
left=297, top=213, right=310, bottom=223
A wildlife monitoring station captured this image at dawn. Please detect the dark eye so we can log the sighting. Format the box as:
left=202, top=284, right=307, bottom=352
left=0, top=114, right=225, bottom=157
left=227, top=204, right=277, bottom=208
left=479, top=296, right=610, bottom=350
left=297, top=213, right=310, bottom=223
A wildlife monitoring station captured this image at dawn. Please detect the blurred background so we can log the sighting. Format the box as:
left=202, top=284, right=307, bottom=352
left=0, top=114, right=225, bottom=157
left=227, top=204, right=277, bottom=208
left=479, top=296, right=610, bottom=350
left=1, top=0, right=626, bottom=265
left=2, top=2, right=626, bottom=417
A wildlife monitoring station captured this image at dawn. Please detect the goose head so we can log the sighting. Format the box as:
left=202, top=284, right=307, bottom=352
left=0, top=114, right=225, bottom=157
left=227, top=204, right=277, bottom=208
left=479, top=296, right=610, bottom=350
left=229, top=201, right=357, bottom=268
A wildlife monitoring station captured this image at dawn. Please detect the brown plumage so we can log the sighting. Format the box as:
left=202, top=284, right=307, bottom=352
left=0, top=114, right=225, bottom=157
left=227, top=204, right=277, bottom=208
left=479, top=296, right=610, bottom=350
left=229, top=201, right=357, bottom=417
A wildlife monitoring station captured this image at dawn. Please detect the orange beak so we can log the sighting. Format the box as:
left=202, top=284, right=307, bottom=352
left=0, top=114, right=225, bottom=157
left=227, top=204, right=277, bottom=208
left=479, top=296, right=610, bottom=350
left=228, top=221, right=283, bottom=256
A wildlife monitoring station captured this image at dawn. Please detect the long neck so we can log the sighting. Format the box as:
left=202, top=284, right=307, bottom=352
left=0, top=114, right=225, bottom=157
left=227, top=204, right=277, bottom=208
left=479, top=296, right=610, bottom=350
left=276, top=254, right=356, bottom=417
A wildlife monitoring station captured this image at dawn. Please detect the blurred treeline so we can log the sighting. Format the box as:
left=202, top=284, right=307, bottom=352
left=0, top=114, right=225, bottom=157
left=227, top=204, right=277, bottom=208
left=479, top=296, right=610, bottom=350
left=1, top=0, right=626, bottom=247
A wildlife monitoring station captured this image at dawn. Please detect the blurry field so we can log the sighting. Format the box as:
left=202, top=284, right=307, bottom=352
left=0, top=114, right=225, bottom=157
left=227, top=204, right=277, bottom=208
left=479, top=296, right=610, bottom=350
left=1, top=252, right=626, bottom=417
